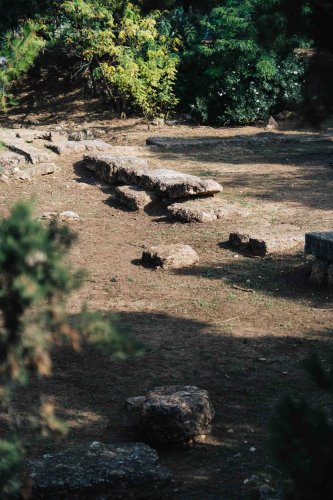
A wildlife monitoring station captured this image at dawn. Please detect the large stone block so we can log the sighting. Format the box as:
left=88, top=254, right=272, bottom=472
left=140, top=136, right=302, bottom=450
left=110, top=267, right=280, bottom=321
left=142, top=244, right=199, bottom=269
left=305, top=232, right=333, bottom=261
left=167, top=198, right=234, bottom=223
left=27, top=442, right=171, bottom=499
left=126, top=386, right=214, bottom=446
left=83, top=155, right=148, bottom=184
left=229, top=231, right=303, bottom=256
left=114, top=186, right=155, bottom=211
left=4, top=139, right=50, bottom=164
left=140, top=169, right=222, bottom=199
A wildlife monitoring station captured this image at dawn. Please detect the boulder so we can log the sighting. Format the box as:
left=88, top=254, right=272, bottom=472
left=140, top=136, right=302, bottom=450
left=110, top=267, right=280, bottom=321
left=142, top=244, right=199, bottom=269
left=114, top=186, right=155, bottom=211
left=58, top=211, right=80, bottom=221
left=27, top=441, right=171, bottom=499
left=83, top=155, right=148, bottom=184
left=126, top=386, right=214, bottom=446
left=167, top=198, right=232, bottom=223
left=305, top=232, right=333, bottom=261
left=46, top=140, right=112, bottom=155
left=140, top=169, right=222, bottom=200
left=229, top=231, right=303, bottom=256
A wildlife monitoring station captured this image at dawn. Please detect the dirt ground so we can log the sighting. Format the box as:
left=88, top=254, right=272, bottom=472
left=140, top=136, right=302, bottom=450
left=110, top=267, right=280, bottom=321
left=1, top=98, right=333, bottom=498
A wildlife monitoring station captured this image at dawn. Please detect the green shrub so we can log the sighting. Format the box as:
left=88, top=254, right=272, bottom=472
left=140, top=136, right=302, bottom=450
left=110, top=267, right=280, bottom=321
left=271, top=355, right=333, bottom=499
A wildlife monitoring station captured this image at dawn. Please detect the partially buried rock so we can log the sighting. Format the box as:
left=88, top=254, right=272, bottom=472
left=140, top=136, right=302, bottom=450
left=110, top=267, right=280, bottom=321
left=27, top=441, right=171, bottom=499
left=229, top=231, right=303, bottom=256
left=142, top=244, right=199, bottom=269
left=167, top=198, right=234, bottom=223
left=126, top=386, right=215, bottom=446
left=58, top=211, right=80, bottom=221
left=115, top=186, right=155, bottom=211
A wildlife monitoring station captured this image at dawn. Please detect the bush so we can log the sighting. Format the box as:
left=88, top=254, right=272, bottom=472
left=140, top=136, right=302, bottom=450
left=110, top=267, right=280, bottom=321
left=0, top=201, right=142, bottom=497
left=172, top=2, right=310, bottom=125
left=271, top=355, right=333, bottom=499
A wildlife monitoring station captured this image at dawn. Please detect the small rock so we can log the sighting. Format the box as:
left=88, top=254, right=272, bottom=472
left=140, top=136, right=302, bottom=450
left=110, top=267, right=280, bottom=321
left=267, top=116, right=279, bottom=130
left=58, top=211, right=80, bottom=221
left=142, top=244, right=199, bottom=270
left=126, top=386, right=214, bottom=446
left=41, top=212, right=58, bottom=220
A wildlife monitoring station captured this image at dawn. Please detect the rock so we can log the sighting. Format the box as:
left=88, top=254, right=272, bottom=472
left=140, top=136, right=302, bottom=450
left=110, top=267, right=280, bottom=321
left=68, top=129, right=95, bottom=141
left=142, top=244, right=199, bottom=270
left=15, top=163, right=57, bottom=179
left=229, top=231, right=250, bottom=249
left=0, top=152, right=27, bottom=169
left=4, top=139, right=50, bottom=164
left=16, top=172, right=31, bottom=181
left=267, top=116, right=279, bottom=130
left=83, top=155, right=148, bottom=184
left=140, top=169, right=222, bottom=200
left=310, top=258, right=329, bottom=285
left=15, top=130, right=51, bottom=141
left=115, top=186, right=155, bottom=211
left=167, top=198, right=232, bottom=223
left=229, top=231, right=303, bottom=256
left=0, top=174, right=10, bottom=183
left=126, top=386, right=214, bottom=446
left=27, top=441, right=171, bottom=499
left=146, top=137, right=225, bottom=149
left=305, top=232, right=333, bottom=261
left=58, top=211, right=80, bottom=221
left=46, top=140, right=112, bottom=155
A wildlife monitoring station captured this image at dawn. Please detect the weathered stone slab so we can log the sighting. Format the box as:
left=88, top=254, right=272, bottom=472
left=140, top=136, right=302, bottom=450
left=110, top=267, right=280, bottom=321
left=15, top=130, right=51, bottom=141
left=83, top=155, right=148, bottom=184
left=115, top=186, right=155, bottom=211
left=15, top=163, right=57, bottom=178
left=126, top=386, right=214, bottom=446
left=140, top=169, right=222, bottom=199
left=142, top=244, right=199, bottom=269
left=47, top=140, right=112, bottom=155
left=27, top=441, right=171, bottom=499
left=4, top=139, right=50, bottom=164
left=229, top=231, right=303, bottom=256
left=167, top=198, right=234, bottom=223
left=305, top=232, right=333, bottom=261
left=0, top=152, right=27, bottom=169
left=146, top=137, right=226, bottom=149
left=68, top=129, right=95, bottom=141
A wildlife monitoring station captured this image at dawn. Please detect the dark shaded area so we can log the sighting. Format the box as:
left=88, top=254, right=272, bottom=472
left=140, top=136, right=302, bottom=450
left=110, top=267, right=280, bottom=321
left=3, top=310, right=333, bottom=498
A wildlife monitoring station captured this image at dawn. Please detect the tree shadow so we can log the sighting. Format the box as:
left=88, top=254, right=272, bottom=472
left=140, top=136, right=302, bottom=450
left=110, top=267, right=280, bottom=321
left=4, top=309, right=333, bottom=498
left=173, top=253, right=333, bottom=306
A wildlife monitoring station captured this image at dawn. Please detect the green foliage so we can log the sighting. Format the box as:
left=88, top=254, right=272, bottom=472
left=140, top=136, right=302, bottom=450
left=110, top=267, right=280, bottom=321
left=271, top=355, right=333, bottom=499
left=0, top=201, right=141, bottom=497
left=52, top=0, right=180, bottom=118
left=0, top=21, right=45, bottom=111
left=173, top=2, right=309, bottom=125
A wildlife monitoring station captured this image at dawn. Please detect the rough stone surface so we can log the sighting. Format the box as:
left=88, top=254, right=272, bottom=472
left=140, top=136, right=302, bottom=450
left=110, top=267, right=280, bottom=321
left=115, top=186, right=155, bottom=211
left=47, top=140, right=112, bottom=155
left=142, top=244, right=199, bottom=270
left=140, top=169, right=222, bottom=199
left=305, top=232, right=333, bottom=261
left=229, top=231, right=303, bottom=256
left=83, top=155, right=222, bottom=199
left=15, top=163, right=57, bottom=178
left=27, top=441, right=171, bottom=499
left=0, top=152, right=27, bottom=169
left=58, top=211, right=80, bottom=221
left=310, top=258, right=329, bottom=285
left=146, top=137, right=226, bottom=149
left=267, top=116, right=279, bottom=130
left=15, top=130, right=51, bottom=141
left=83, top=155, right=149, bottom=184
left=167, top=198, right=233, bottom=223
left=126, top=386, right=214, bottom=445
left=4, top=139, right=50, bottom=164
left=68, top=129, right=95, bottom=141
left=229, top=231, right=250, bottom=248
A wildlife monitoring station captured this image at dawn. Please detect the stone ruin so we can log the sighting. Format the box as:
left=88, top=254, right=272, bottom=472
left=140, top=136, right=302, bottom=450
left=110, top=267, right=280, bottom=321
left=305, top=232, right=333, bottom=286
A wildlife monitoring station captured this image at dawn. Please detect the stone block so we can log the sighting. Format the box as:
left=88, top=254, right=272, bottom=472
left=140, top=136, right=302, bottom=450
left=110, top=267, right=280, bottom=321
left=305, top=232, right=333, bottom=261
left=115, top=186, right=155, bottom=211
left=142, top=244, right=199, bottom=270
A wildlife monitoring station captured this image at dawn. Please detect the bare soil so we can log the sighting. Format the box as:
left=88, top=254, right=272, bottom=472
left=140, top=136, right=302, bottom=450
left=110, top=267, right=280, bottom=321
left=1, top=97, right=333, bottom=498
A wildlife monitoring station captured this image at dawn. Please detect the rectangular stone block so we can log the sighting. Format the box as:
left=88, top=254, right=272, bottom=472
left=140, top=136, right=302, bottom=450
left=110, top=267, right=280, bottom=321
left=305, top=232, right=333, bottom=261
left=4, top=140, right=50, bottom=164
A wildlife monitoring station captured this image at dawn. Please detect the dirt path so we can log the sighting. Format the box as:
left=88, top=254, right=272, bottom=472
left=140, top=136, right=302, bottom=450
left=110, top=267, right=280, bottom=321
left=1, top=119, right=333, bottom=498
